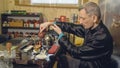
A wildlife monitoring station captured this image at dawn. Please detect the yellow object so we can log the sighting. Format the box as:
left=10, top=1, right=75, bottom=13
left=9, top=22, right=23, bottom=27
left=74, top=36, right=84, bottom=46
left=9, top=19, right=23, bottom=27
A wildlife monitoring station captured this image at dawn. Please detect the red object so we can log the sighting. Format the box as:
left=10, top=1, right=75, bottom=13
left=48, top=44, right=59, bottom=54
left=38, top=31, right=46, bottom=38
left=34, top=21, right=39, bottom=28
left=60, top=16, right=66, bottom=22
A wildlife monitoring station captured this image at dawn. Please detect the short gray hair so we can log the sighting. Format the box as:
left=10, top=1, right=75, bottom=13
left=79, top=2, right=101, bottom=20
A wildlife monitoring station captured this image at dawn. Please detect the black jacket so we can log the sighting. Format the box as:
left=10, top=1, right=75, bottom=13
left=56, top=21, right=113, bottom=68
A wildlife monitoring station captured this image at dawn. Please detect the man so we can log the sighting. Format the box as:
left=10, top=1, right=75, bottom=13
left=39, top=2, right=113, bottom=68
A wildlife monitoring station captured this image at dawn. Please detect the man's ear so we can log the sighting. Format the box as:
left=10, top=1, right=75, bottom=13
left=92, top=15, right=97, bottom=23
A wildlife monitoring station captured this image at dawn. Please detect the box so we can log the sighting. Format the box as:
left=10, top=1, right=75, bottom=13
left=9, top=20, right=23, bottom=27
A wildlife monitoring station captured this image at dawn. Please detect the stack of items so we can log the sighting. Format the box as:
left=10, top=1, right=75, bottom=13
left=18, top=30, right=59, bottom=63
left=30, top=30, right=59, bottom=61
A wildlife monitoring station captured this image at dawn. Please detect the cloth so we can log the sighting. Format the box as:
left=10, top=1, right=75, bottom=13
left=56, top=20, right=113, bottom=68
left=66, top=55, right=80, bottom=68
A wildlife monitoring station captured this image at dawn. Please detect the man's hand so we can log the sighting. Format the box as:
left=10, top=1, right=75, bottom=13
left=39, top=22, right=53, bottom=33
left=50, top=24, right=62, bottom=35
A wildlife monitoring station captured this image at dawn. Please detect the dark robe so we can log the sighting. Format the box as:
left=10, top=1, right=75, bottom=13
left=56, top=20, right=113, bottom=68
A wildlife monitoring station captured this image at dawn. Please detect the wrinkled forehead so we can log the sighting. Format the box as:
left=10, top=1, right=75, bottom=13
left=79, top=9, right=89, bottom=17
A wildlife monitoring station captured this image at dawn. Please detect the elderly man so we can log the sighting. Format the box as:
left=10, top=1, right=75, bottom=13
left=39, top=2, right=113, bottom=68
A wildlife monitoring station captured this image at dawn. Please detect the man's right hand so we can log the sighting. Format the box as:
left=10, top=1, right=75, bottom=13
left=39, top=22, right=52, bottom=33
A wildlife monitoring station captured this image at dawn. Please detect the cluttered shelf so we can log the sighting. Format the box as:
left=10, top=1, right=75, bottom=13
left=1, top=12, right=43, bottom=35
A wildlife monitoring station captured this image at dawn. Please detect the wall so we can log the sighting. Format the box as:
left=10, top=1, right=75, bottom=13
left=0, top=1, right=4, bottom=14
left=6, top=0, right=98, bottom=20
left=0, top=0, right=7, bottom=34
left=89, top=0, right=98, bottom=4
left=7, top=0, right=79, bottom=21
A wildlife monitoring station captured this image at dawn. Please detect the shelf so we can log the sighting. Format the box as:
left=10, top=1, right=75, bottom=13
left=1, top=13, right=43, bottom=36
left=2, top=27, right=39, bottom=30
left=1, top=13, right=42, bottom=17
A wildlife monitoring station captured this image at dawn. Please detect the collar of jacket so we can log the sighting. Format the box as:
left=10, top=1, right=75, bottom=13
left=88, top=20, right=103, bottom=34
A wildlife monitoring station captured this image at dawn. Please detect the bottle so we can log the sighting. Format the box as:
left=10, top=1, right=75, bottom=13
left=3, top=21, right=7, bottom=27
left=29, top=20, right=34, bottom=28
left=32, top=19, right=36, bottom=28
left=11, top=31, right=15, bottom=38
left=19, top=32, right=23, bottom=37
left=14, top=32, right=19, bottom=38
left=7, top=32, right=12, bottom=39
left=34, top=20, right=40, bottom=28
left=26, top=20, right=30, bottom=27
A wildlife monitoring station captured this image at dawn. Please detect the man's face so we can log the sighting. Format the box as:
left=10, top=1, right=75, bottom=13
left=78, top=9, right=94, bottom=29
